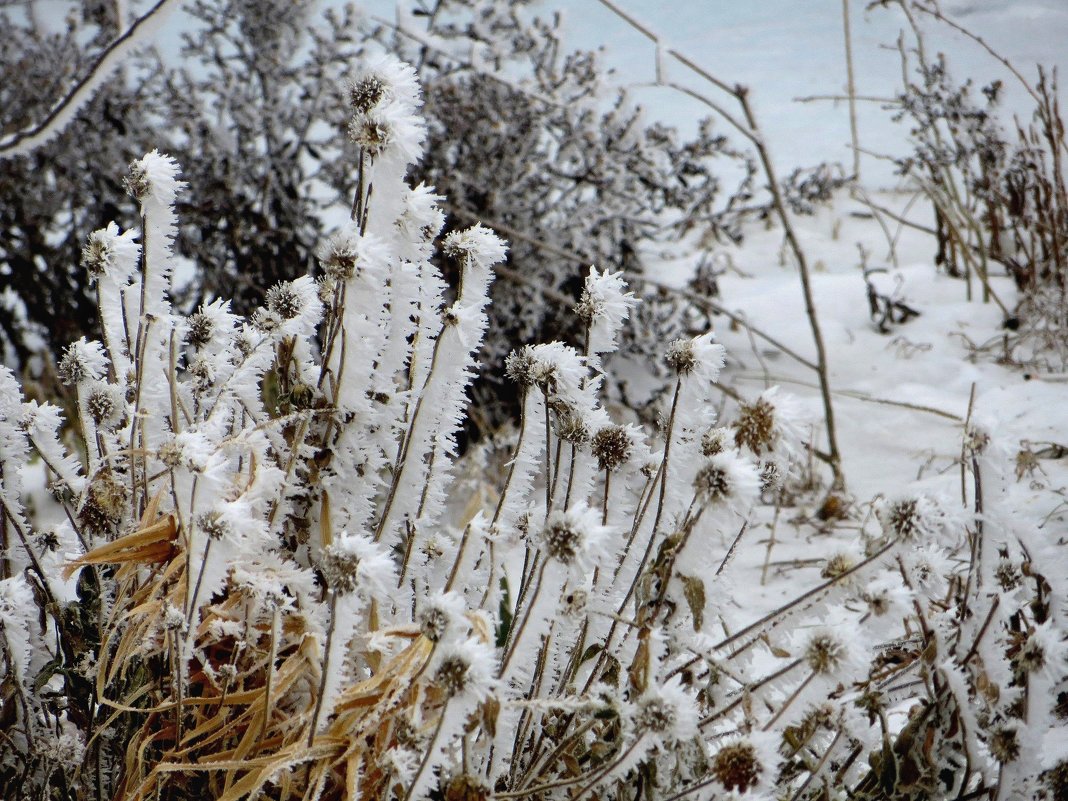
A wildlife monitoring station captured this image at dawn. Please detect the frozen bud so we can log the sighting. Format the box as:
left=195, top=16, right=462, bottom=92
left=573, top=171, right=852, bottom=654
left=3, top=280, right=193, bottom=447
left=693, top=451, right=761, bottom=511
left=85, top=382, right=122, bottom=429
left=989, top=725, right=1020, bottom=764
left=319, top=231, right=360, bottom=281
left=635, top=695, right=676, bottom=735
left=417, top=592, right=465, bottom=644
left=266, top=281, right=304, bottom=320
left=78, top=469, right=127, bottom=534
left=504, top=346, right=538, bottom=387
left=734, top=397, right=775, bottom=455
left=711, top=740, right=763, bottom=794
left=667, top=332, right=726, bottom=381
left=419, top=607, right=450, bottom=643
left=320, top=544, right=361, bottom=595
left=804, top=629, right=848, bottom=675
left=759, top=459, right=785, bottom=492
left=163, top=603, right=187, bottom=633
left=876, top=495, right=951, bottom=544
left=58, top=340, right=106, bottom=387
left=539, top=505, right=609, bottom=571
left=158, top=439, right=184, bottom=469
left=665, top=338, right=698, bottom=374
left=434, top=654, right=471, bottom=695
left=633, top=677, right=698, bottom=743
left=994, top=558, right=1022, bottom=592
left=1014, top=624, right=1063, bottom=680
left=81, top=230, right=113, bottom=278
left=251, top=308, right=281, bottom=333
left=442, top=223, right=507, bottom=270
left=349, top=74, right=387, bottom=114
left=197, top=511, right=230, bottom=541
left=555, top=411, right=589, bottom=445
left=591, top=424, right=632, bottom=472
left=348, top=114, right=392, bottom=156
left=701, top=426, right=731, bottom=457
left=432, top=640, right=495, bottom=702
left=820, top=549, right=856, bottom=580
left=123, top=159, right=151, bottom=200
left=187, top=311, right=214, bottom=349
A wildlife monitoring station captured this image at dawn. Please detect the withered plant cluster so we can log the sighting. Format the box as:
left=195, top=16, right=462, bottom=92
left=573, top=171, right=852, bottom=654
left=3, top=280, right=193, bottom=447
left=0, top=52, right=1065, bottom=801
left=886, top=2, right=1068, bottom=369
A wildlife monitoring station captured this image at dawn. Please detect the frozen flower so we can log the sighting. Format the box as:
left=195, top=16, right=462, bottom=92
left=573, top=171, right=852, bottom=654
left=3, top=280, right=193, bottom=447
left=693, top=450, right=761, bottom=514
left=83, top=381, right=124, bottom=429
left=665, top=332, right=726, bottom=381
left=875, top=493, right=964, bottom=549
left=417, top=591, right=467, bottom=644
left=539, top=504, right=610, bottom=575
left=431, top=638, right=496, bottom=704
left=591, top=423, right=637, bottom=472
left=57, top=338, right=108, bottom=386
left=794, top=618, right=864, bottom=679
left=574, top=266, right=639, bottom=355
left=859, top=573, right=912, bottom=618
left=505, top=345, right=538, bottom=387
left=701, top=426, right=732, bottom=457
left=709, top=732, right=780, bottom=795
left=443, top=223, right=507, bottom=271
left=125, top=149, right=184, bottom=207
left=320, top=531, right=396, bottom=599
left=81, top=222, right=140, bottom=281
left=633, top=675, right=698, bottom=745
left=266, top=280, right=307, bottom=320
left=733, top=387, right=805, bottom=459
left=900, top=544, right=952, bottom=598
left=349, top=73, right=388, bottom=114
left=1015, top=623, right=1067, bottom=683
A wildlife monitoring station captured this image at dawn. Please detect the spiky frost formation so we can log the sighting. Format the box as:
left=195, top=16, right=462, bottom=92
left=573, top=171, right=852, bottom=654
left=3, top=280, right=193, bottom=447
left=575, top=266, right=639, bottom=356
left=692, top=450, right=761, bottom=514
left=591, top=423, right=635, bottom=472
left=633, top=677, right=699, bottom=746
left=875, top=493, right=964, bottom=549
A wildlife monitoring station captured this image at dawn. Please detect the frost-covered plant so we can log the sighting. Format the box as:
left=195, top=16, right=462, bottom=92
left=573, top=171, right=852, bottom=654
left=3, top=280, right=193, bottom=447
left=0, top=51, right=1064, bottom=801
left=884, top=3, right=1068, bottom=369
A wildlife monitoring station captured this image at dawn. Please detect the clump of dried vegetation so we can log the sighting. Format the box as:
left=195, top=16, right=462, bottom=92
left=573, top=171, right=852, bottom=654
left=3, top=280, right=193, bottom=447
left=0, top=44, right=1064, bottom=801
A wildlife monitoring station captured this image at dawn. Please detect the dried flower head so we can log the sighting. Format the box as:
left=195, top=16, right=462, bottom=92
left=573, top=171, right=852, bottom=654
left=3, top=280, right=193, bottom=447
left=504, top=346, right=538, bottom=387
left=81, top=230, right=113, bottom=278
left=804, top=629, right=848, bottom=675
left=266, top=282, right=304, bottom=320
left=989, top=725, right=1020, bottom=763
left=555, top=411, right=590, bottom=445
left=633, top=677, right=698, bottom=743
left=701, top=426, right=731, bottom=457
left=539, top=505, right=608, bottom=572
left=85, top=383, right=122, bottom=429
left=693, top=451, right=761, bottom=513
left=78, top=469, right=127, bottom=534
left=58, top=341, right=105, bottom=387
left=665, top=337, right=698, bottom=374
left=349, top=74, right=388, bottom=114
left=591, top=424, right=632, bottom=472
left=711, top=740, right=763, bottom=793
left=348, top=114, right=393, bottom=156
left=734, top=397, right=776, bottom=455
left=198, top=511, right=230, bottom=541
left=320, top=544, right=361, bottom=595
left=123, top=160, right=150, bottom=200
left=187, top=311, right=214, bottom=349
left=319, top=231, right=360, bottom=281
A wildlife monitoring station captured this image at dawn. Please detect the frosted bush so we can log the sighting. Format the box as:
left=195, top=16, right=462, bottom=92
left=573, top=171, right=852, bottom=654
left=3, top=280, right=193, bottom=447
left=0, top=54, right=1063, bottom=801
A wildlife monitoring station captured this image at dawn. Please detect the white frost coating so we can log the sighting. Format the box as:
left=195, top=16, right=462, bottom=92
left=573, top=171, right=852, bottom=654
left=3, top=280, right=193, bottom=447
left=0, top=0, right=187, bottom=159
